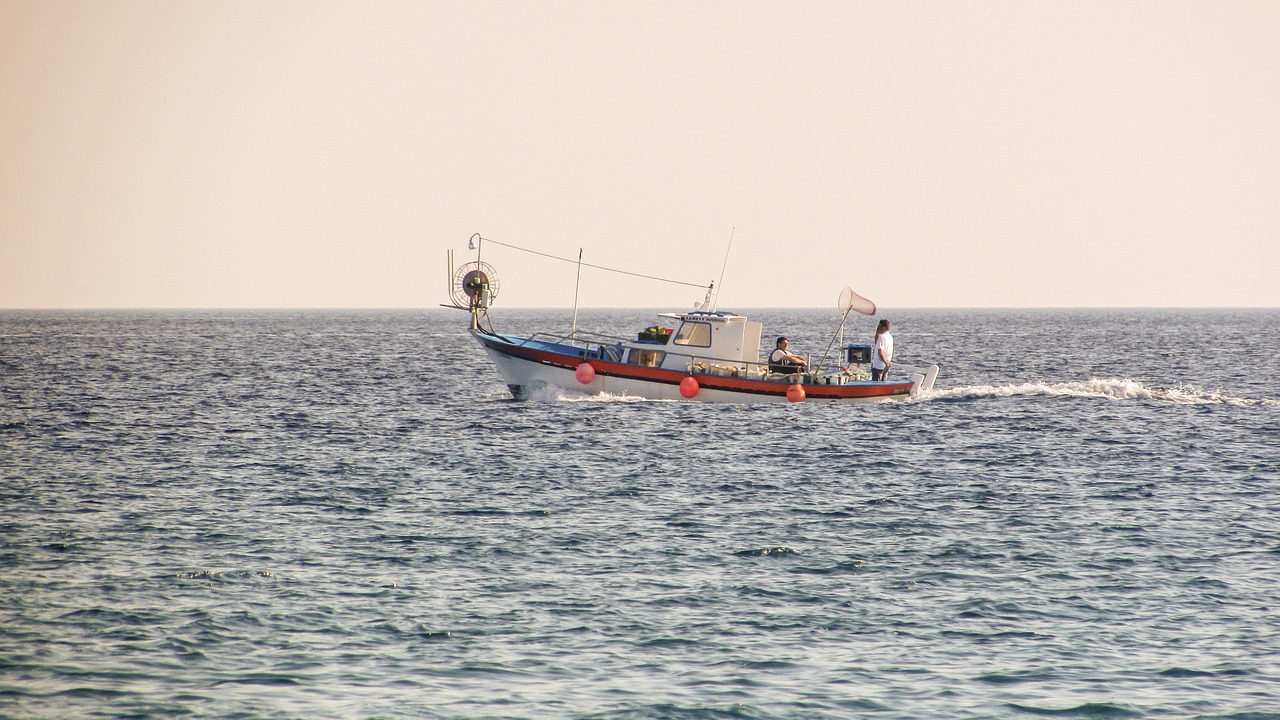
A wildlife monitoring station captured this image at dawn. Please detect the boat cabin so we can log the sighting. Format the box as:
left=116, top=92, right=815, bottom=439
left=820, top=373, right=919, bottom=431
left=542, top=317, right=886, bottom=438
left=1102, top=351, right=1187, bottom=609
left=623, top=311, right=763, bottom=373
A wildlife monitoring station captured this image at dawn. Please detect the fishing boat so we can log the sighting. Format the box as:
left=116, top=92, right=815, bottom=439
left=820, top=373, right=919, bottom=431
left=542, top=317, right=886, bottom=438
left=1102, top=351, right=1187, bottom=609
left=446, top=235, right=939, bottom=403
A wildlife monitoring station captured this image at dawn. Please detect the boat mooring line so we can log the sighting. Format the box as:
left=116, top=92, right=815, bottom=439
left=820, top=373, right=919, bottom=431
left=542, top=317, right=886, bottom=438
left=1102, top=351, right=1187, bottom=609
left=472, top=235, right=710, bottom=289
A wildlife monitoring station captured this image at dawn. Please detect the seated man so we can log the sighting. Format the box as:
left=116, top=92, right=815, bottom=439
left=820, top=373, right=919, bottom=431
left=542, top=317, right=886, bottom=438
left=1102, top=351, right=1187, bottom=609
left=767, top=336, right=808, bottom=374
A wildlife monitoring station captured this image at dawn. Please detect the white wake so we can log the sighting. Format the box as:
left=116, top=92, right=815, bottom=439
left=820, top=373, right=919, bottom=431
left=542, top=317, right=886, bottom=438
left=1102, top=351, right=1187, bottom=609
left=918, top=378, right=1277, bottom=406
left=525, top=386, right=663, bottom=403
left=508, top=379, right=1276, bottom=407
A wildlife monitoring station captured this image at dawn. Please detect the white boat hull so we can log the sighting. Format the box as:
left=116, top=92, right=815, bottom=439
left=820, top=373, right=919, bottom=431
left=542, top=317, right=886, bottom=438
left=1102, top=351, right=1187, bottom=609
left=476, top=332, right=928, bottom=403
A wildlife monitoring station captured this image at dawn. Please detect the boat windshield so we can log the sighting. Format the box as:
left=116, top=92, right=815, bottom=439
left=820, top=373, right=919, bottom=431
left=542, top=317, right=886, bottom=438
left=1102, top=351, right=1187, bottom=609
left=672, top=321, right=711, bottom=347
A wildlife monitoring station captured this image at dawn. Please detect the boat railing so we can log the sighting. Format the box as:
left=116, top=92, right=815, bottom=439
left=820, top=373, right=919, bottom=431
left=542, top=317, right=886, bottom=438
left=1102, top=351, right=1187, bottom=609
left=685, top=356, right=762, bottom=378
left=684, top=355, right=817, bottom=380
left=685, top=353, right=882, bottom=385
left=521, top=331, right=628, bottom=363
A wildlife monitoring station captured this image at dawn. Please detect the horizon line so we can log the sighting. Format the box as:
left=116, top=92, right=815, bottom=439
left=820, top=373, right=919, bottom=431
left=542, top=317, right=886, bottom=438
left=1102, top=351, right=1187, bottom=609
left=2, top=305, right=1277, bottom=312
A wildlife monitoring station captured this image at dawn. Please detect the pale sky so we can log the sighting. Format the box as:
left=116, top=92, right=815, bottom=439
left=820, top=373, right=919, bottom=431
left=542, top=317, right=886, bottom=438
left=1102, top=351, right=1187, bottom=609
left=2, top=1, right=1277, bottom=309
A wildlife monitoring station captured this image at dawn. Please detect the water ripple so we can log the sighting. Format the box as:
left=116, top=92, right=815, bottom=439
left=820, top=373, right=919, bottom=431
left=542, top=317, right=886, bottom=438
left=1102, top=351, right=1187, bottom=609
left=1, top=308, right=1277, bottom=718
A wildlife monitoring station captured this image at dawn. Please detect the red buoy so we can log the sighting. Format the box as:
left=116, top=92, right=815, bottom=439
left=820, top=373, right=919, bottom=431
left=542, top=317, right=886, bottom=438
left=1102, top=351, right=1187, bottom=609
left=575, top=362, right=595, bottom=384
left=786, top=383, right=806, bottom=403
left=679, top=376, right=699, bottom=398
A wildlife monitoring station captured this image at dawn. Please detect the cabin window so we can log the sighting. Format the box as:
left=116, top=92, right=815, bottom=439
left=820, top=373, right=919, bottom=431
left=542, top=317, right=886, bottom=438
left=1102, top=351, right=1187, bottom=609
left=672, top=321, right=712, bottom=347
left=628, top=349, right=666, bottom=367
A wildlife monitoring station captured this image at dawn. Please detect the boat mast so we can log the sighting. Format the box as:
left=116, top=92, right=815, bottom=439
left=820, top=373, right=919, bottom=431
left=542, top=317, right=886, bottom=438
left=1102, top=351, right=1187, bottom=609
left=710, top=227, right=734, bottom=312
left=571, top=248, right=583, bottom=338
left=468, top=233, right=484, bottom=330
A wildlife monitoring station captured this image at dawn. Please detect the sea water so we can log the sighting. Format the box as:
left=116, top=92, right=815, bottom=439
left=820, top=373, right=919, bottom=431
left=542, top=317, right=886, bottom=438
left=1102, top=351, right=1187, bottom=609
left=1, top=308, right=1277, bottom=719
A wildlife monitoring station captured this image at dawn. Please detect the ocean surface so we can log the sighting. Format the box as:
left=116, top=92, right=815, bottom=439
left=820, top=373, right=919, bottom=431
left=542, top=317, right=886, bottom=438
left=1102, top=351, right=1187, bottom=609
left=1, top=307, right=1278, bottom=720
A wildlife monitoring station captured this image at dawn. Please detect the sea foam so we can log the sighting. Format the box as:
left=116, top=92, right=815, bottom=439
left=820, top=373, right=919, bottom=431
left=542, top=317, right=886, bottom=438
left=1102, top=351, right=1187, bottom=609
left=919, top=378, right=1277, bottom=406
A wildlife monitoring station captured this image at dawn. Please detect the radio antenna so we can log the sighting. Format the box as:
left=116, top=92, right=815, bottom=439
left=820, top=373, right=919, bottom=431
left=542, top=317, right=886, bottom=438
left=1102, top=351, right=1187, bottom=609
left=711, top=227, right=734, bottom=311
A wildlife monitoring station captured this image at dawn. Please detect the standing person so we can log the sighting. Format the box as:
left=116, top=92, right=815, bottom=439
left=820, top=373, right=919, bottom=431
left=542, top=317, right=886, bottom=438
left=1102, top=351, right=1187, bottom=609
left=768, top=336, right=808, bottom=374
left=871, top=319, right=893, bottom=381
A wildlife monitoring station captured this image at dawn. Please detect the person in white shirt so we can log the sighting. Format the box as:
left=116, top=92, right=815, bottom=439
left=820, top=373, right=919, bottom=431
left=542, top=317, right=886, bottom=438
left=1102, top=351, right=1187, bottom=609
left=871, top=319, right=893, bottom=381
left=768, top=336, right=807, bottom=374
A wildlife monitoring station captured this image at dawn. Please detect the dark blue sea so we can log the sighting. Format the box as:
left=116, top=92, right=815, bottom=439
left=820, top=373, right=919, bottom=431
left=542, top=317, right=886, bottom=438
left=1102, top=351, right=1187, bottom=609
left=2, top=308, right=1278, bottom=719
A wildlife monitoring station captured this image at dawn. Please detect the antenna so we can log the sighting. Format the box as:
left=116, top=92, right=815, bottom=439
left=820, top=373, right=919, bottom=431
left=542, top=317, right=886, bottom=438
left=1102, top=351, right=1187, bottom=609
left=710, top=227, right=734, bottom=312
left=571, top=248, right=583, bottom=338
